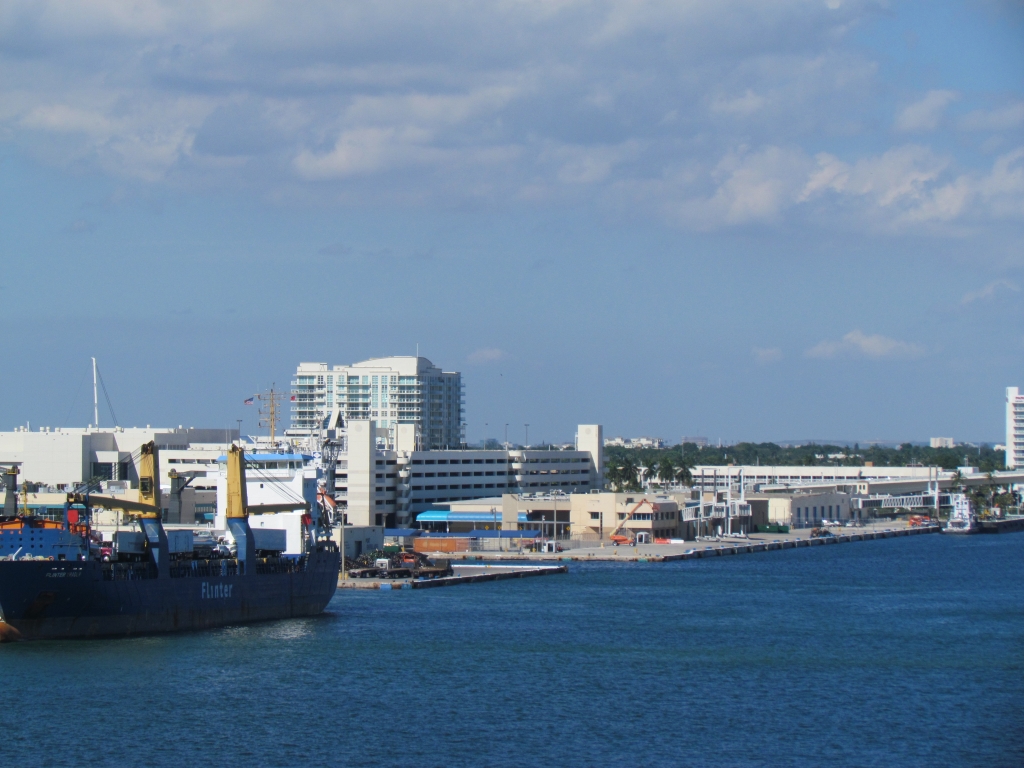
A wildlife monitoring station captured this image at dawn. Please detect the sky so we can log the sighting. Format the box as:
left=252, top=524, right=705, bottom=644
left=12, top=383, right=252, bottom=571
left=1, top=0, right=1022, bottom=445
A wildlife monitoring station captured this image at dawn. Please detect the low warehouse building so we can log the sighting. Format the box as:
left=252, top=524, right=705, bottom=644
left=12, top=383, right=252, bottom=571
left=746, top=491, right=854, bottom=529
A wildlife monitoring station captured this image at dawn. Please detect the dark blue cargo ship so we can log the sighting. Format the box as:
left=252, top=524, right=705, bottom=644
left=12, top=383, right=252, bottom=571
left=0, top=443, right=339, bottom=641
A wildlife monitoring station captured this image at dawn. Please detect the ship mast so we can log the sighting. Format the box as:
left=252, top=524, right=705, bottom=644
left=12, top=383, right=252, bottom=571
left=258, top=385, right=284, bottom=443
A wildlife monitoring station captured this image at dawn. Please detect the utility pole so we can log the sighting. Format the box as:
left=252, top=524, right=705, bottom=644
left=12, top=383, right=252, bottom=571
left=92, top=357, right=99, bottom=427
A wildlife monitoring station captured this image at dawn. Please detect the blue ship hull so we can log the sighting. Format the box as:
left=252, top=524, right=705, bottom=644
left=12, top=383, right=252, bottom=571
left=0, top=546, right=340, bottom=640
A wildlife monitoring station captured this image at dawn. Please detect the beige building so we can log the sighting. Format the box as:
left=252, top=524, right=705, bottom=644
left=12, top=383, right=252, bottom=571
left=421, top=492, right=684, bottom=540
left=566, top=492, right=683, bottom=540
left=746, top=491, right=854, bottom=529
left=422, top=489, right=759, bottom=541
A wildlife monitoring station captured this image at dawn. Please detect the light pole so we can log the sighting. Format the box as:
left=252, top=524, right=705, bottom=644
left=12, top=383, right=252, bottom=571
left=236, top=419, right=242, bottom=445
left=504, top=424, right=509, bottom=450
left=525, top=423, right=529, bottom=448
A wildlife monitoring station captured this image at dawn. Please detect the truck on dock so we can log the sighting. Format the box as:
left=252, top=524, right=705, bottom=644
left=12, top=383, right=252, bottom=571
left=347, top=551, right=452, bottom=580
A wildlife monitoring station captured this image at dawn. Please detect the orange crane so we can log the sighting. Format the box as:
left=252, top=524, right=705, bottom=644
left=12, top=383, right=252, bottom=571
left=608, top=499, right=657, bottom=545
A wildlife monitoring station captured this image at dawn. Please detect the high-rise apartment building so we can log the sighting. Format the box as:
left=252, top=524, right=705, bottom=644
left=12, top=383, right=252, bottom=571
left=1007, top=387, right=1024, bottom=469
left=291, top=357, right=464, bottom=449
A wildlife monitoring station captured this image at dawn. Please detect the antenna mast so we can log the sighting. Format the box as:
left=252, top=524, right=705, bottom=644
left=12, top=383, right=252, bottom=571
left=258, top=385, right=284, bottom=443
left=92, top=357, right=99, bottom=427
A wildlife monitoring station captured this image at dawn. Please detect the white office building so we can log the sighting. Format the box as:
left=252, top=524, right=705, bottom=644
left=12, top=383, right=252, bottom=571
left=0, top=426, right=236, bottom=491
left=0, top=426, right=240, bottom=523
left=1008, top=387, right=1024, bottom=469
left=291, top=357, right=464, bottom=449
left=337, top=422, right=604, bottom=528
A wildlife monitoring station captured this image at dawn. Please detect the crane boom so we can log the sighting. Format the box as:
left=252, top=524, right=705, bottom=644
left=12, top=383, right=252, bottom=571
left=609, top=499, right=657, bottom=544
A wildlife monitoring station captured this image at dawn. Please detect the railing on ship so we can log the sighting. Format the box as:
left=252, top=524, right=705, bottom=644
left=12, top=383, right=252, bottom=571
left=99, top=548, right=337, bottom=579
left=101, top=562, right=157, bottom=581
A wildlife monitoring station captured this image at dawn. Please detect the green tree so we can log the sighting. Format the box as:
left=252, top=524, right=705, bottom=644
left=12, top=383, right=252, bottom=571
left=656, top=456, right=676, bottom=486
left=605, top=454, right=641, bottom=492
left=949, top=470, right=964, bottom=493
left=676, top=461, right=693, bottom=487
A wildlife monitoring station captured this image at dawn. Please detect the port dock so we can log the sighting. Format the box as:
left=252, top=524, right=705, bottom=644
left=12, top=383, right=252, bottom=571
left=434, top=524, right=945, bottom=563
left=979, top=518, right=1024, bottom=534
left=338, top=563, right=567, bottom=590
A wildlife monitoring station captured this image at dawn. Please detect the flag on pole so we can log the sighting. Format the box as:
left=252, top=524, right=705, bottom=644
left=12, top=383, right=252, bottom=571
left=243, top=397, right=255, bottom=405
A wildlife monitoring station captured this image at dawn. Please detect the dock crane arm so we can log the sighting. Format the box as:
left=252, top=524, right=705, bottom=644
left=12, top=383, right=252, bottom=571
left=73, top=440, right=164, bottom=519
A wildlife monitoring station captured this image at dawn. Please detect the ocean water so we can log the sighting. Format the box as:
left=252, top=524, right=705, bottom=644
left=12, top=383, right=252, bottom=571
left=3, top=534, right=1022, bottom=767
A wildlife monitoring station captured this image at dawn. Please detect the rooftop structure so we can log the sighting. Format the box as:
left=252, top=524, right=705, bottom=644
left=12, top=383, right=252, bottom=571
left=604, top=436, right=665, bottom=449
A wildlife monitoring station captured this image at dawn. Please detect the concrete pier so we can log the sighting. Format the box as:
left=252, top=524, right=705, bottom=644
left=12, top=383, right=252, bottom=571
left=338, top=563, right=567, bottom=590
left=433, top=524, right=944, bottom=563
left=979, top=518, right=1024, bottom=534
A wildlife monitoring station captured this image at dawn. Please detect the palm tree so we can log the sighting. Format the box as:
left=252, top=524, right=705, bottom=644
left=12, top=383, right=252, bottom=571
left=604, top=457, right=627, bottom=491
left=605, top=454, right=641, bottom=492
left=623, top=455, right=642, bottom=492
left=656, top=457, right=677, bottom=487
left=675, top=461, right=693, bottom=488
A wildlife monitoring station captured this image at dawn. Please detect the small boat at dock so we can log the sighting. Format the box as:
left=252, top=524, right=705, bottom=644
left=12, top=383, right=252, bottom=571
left=943, top=494, right=979, bottom=534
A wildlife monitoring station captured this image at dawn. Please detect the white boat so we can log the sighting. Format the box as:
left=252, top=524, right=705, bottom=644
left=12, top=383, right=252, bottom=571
left=943, top=494, right=979, bottom=534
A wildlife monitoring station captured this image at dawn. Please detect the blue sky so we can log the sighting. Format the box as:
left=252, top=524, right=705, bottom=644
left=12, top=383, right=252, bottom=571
left=1, top=0, right=1022, bottom=444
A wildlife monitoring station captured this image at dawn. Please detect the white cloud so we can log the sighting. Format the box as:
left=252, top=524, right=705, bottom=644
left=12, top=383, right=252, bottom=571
left=960, top=279, right=1019, bottom=305
left=710, top=90, right=767, bottom=116
left=842, top=145, right=948, bottom=207
left=893, top=146, right=1024, bottom=224
left=22, top=104, right=115, bottom=136
left=677, top=145, right=812, bottom=227
left=895, top=90, right=958, bottom=133
left=806, top=330, right=925, bottom=360
left=959, top=102, right=1024, bottom=133
left=548, top=141, right=639, bottom=185
left=675, top=141, right=1022, bottom=230
left=1, top=0, right=1018, bottom=233
left=795, top=145, right=1024, bottom=225
left=468, top=347, right=506, bottom=363
left=752, top=347, right=783, bottom=364
left=294, top=127, right=442, bottom=179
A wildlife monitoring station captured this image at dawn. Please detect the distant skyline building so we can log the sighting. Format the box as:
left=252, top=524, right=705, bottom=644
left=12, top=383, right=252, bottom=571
left=291, top=357, right=464, bottom=449
left=1008, top=387, right=1023, bottom=469
left=929, top=437, right=955, bottom=449
left=604, top=436, right=665, bottom=449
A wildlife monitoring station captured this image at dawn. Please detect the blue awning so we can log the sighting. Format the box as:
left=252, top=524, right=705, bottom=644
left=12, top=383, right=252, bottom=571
left=383, top=528, right=421, bottom=537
